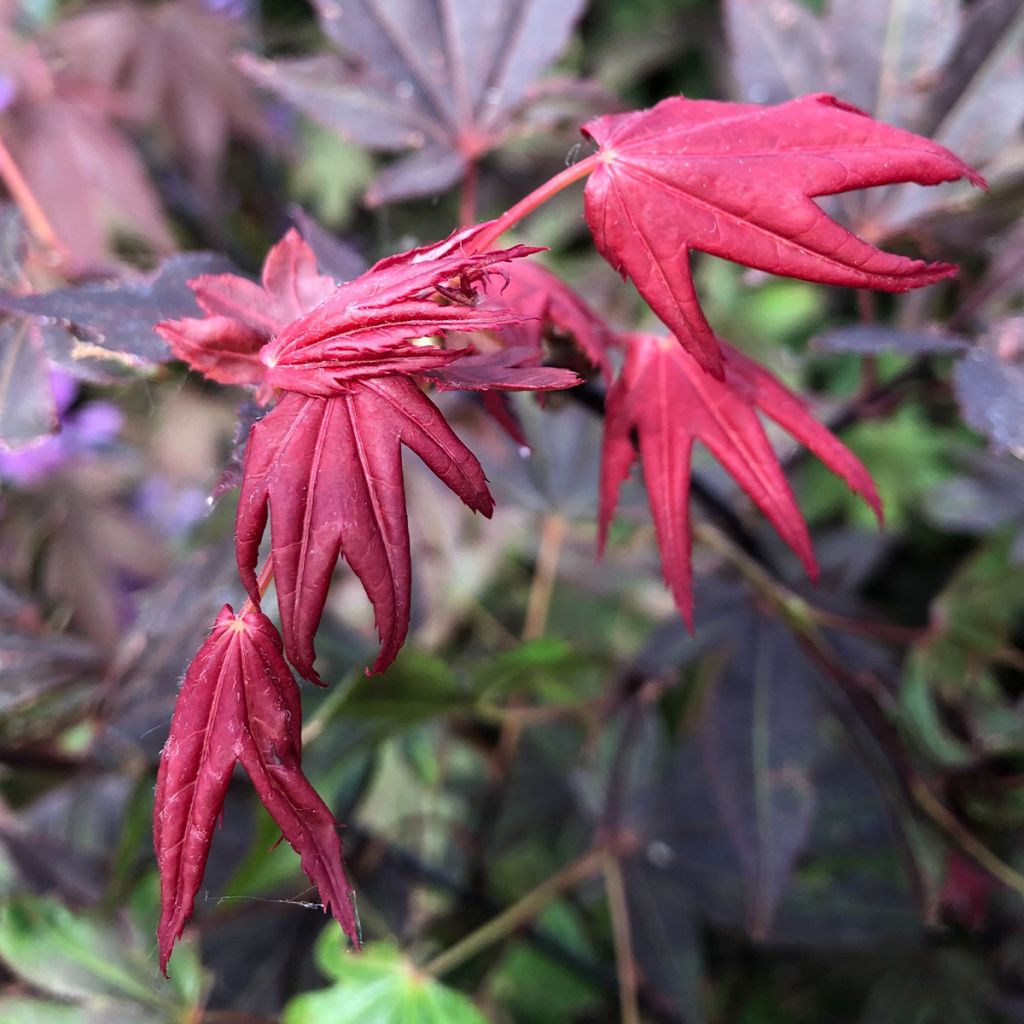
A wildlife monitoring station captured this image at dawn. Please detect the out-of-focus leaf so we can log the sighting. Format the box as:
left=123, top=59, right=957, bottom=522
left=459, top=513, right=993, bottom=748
left=798, top=405, right=956, bottom=529
left=696, top=612, right=821, bottom=937
left=724, top=0, right=827, bottom=105
left=927, top=450, right=1024, bottom=535
left=857, top=948, right=995, bottom=1024
left=0, top=998, right=112, bottom=1024
left=39, top=465, right=167, bottom=652
left=488, top=903, right=600, bottom=1024
left=475, top=400, right=604, bottom=517
left=910, top=531, right=1024, bottom=697
left=0, top=206, right=27, bottom=290
left=900, top=658, right=975, bottom=768
left=953, top=318, right=1024, bottom=455
left=0, top=895, right=195, bottom=1010
left=241, top=0, right=590, bottom=206
left=0, top=318, right=57, bottom=448
left=878, top=0, right=1024, bottom=228
left=288, top=205, right=366, bottom=283
left=830, top=0, right=960, bottom=128
left=52, top=0, right=269, bottom=199
left=336, top=650, right=468, bottom=725
left=289, top=123, right=373, bottom=229
left=815, top=324, right=969, bottom=356
left=284, top=935, right=487, bottom=1024
left=3, top=97, right=174, bottom=267
left=725, top=0, right=1021, bottom=233
left=0, top=252, right=234, bottom=365
left=619, top=590, right=922, bottom=1018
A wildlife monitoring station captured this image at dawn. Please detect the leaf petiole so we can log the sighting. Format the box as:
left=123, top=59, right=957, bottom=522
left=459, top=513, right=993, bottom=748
left=471, top=153, right=599, bottom=251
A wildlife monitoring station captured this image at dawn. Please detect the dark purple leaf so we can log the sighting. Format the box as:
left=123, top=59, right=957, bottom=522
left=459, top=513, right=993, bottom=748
left=953, top=319, right=1024, bottom=454
left=0, top=319, right=57, bottom=449
left=695, top=612, right=821, bottom=938
left=0, top=252, right=235, bottom=365
left=288, top=204, right=367, bottom=283
left=814, top=324, right=969, bottom=356
left=241, top=0, right=589, bottom=204
left=724, top=0, right=827, bottom=105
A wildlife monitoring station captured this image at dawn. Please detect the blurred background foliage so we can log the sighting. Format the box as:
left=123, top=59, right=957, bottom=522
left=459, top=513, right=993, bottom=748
left=0, top=0, right=1023, bottom=1021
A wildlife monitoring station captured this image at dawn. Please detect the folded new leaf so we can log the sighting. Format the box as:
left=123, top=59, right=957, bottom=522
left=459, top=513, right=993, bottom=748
left=154, top=605, right=357, bottom=975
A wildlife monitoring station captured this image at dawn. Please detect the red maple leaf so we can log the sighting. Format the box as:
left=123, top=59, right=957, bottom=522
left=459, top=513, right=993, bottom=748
left=154, top=605, right=358, bottom=974
left=157, top=224, right=580, bottom=679
left=581, top=93, right=985, bottom=377
left=262, top=238, right=544, bottom=396
left=155, top=228, right=336, bottom=397
left=598, top=332, right=882, bottom=626
left=479, top=260, right=614, bottom=380
left=235, top=380, right=492, bottom=682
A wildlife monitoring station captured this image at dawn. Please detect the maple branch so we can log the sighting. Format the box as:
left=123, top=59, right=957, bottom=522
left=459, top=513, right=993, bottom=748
left=423, top=842, right=621, bottom=978
left=522, top=514, right=567, bottom=641
left=0, top=133, right=67, bottom=261
left=603, top=853, right=641, bottom=1024
left=472, top=153, right=599, bottom=250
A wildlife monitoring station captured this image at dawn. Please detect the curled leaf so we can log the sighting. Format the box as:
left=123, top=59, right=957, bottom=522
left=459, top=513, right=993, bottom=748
left=154, top=605, right=357, bottom=973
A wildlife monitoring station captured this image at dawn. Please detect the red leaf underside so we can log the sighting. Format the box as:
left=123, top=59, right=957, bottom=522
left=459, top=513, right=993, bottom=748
left=236, top=379, right=494, bottom=682
left=598, top=332, right=881, bottom=626
left=156, top=229, right=336, bottom=392
left=263, top=240, right=543, bottom=396
left=154, top=605, right=357, bottom=974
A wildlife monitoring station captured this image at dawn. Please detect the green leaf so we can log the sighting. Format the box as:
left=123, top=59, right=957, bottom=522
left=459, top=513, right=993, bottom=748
left=0, top=893, right=203, bottom=1017
left=284, top=937, right=487, bottom=1024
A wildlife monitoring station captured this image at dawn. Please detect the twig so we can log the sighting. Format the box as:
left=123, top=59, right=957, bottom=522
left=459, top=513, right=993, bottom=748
left=603, top=853, right=641, bottom=1024
left=423, top=844, right=610, bottom=977
left=523, top=514, right=567, bottom=641
left=0, top=132, right=67, bottom=260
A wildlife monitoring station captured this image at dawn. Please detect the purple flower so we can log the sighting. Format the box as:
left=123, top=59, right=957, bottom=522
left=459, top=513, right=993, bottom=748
left=0, top=372, right=123, bottom=485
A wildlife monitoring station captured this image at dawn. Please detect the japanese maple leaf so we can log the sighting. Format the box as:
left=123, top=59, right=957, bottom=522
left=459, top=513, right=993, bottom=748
left=261, top=239, right=543, bottom=396
left=581, top=92, right=985, bottom=377
left=236, top=359, right=577, bottom=684
left=156, top=228, right=336, bottom=396
left=154, top=604, right=357, bottom=974
left=598, top=332, right=881, bottom=626
left=480, top=260, right=614, bottom=380
left=52, top=0, right=269, bottom=200
left=239, top=0, right=589, bottom=206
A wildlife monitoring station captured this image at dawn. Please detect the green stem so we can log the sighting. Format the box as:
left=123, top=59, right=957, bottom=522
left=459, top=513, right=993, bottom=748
left=471, top=153, right=599, bottom=251
left=423, top=844, right=609, bottom=977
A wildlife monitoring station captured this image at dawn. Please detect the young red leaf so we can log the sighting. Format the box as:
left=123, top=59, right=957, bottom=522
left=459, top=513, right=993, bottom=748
left=156, top=229, right=335, bottom=394
left=598, top=333, right=881, bottom=626
left=262, top=241, right=542, bottom=397
left=581, top=93, right=985, bottom=377
left=422, top=345, right=582, bottom=392
left=236, top=379, right=494, bottom=682
left=481, top=260, right=614, bottom=380
left=154, top=605, right=357, bottom=975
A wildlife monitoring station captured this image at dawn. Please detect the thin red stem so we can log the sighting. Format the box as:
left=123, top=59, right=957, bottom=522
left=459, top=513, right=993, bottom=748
left=239, top=560, right=274, bottom=617
left=472, top=153, right=599, bottom=251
